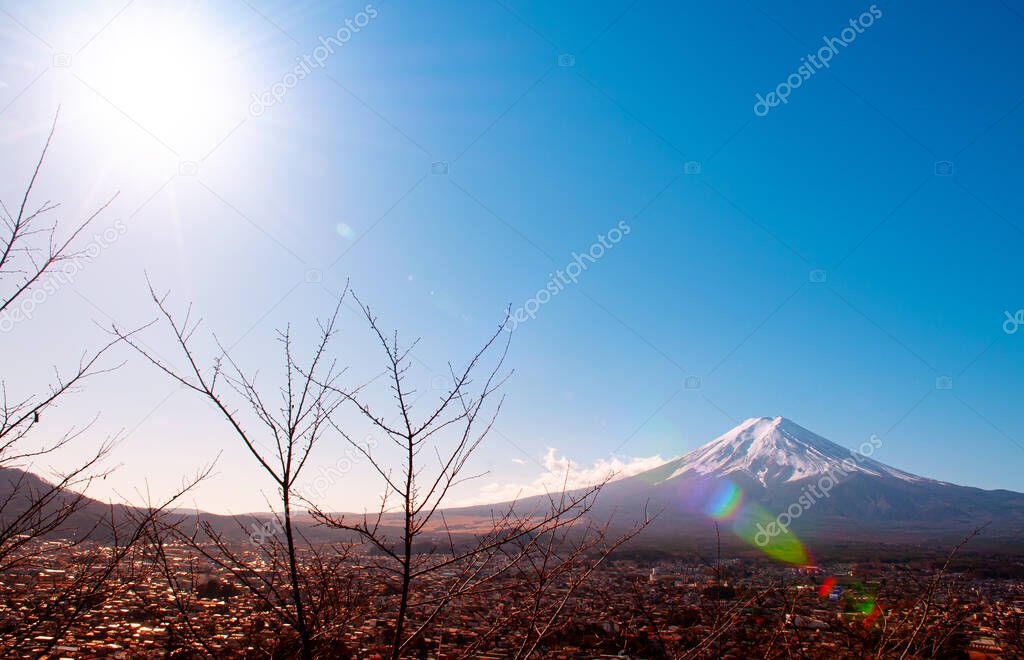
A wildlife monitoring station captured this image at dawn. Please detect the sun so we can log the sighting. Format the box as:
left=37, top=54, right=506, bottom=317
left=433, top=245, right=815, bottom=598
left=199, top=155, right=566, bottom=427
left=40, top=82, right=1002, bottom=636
left=71, top=5, right=246, bottom=160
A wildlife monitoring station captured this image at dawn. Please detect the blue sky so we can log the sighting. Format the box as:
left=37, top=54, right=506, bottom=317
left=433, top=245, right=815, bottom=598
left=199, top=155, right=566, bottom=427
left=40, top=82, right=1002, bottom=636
left=1, top=0, right=1022, bottom=513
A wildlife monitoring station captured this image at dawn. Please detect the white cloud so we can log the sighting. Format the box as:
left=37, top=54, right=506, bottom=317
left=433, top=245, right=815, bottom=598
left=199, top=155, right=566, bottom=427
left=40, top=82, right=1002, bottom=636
left=456, top=448, right=669, bottom=506
left=511, top=458, right=526, bottom=465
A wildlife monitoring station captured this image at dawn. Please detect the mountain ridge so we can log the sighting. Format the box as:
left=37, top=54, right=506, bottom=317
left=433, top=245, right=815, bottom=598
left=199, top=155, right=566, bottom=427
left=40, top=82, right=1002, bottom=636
left=559, top=416, right=1024, bottom=552
left=5, top=417, right=1024, bottom=555
left=653, top=416, right=941, bottom=488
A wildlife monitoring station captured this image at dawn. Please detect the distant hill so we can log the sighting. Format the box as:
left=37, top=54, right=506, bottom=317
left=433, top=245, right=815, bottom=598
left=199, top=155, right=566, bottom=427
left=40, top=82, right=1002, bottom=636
left=0, top=466, right=400, bottom=546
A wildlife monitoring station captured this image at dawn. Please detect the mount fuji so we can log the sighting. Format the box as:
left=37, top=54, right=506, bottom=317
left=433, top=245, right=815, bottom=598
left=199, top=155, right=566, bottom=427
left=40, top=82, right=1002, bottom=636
left=657, top=416, right=931, bottom=488
left=542, top=416, right=1024, bottom=555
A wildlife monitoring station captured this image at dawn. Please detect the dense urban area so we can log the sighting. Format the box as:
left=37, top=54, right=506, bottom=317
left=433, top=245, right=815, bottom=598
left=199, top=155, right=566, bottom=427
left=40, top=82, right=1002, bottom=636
left=2, top=539, right=1021, bottom=658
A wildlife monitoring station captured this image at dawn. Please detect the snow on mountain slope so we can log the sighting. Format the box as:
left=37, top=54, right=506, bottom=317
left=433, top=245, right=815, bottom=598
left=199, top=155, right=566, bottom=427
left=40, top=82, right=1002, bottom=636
left=456, top=416, right=1024, bottom=543
left=661, top=416, right=934, bottom=487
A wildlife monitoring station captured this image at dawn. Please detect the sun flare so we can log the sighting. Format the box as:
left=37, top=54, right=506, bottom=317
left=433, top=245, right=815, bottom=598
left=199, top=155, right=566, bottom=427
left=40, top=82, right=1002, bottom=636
left=71, top=6, right=244, bottom=159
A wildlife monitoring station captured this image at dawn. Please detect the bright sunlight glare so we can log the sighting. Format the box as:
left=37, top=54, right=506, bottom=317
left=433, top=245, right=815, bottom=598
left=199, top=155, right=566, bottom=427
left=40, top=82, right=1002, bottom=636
left=69, top=6, right=246, bottom=160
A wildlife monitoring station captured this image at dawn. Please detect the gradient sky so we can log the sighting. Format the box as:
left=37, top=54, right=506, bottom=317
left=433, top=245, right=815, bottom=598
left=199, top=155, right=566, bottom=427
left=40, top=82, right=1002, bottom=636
left=1, top=0, right=1022, bottom=514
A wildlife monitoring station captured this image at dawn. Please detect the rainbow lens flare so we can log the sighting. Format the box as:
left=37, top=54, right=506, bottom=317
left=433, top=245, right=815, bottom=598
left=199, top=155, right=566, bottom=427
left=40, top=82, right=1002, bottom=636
left=706, top=481, right=743, bottom=520
left=679, top=478, right=811, bottom=566
left=818, top=576, right=883, bottom=627
left=729, top=501, right=810, bottom=566
left=849, top=588, right=882, bottom=626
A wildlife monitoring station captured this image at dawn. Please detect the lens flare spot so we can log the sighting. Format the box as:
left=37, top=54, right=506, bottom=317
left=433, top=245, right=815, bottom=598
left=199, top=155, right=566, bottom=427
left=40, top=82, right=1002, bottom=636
left=675, top=478, right=811, bottom=566
left=822, top=577, right=882, bottom=627
left=863, top=601, right=882, bottom=626
left=336, top=222, right=355, bottom=240
left=707, top=481, right=743, bottom=520
left=731, top=502, right=810, bottom=566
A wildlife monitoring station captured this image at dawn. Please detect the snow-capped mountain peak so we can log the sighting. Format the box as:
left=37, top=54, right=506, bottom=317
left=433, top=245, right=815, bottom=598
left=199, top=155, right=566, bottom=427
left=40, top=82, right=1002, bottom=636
left=663, top=416, right=928, bottom=487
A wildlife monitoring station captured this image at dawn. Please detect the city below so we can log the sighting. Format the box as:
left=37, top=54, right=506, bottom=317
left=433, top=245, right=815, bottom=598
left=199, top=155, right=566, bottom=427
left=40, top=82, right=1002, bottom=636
left=2, top=537, right=1021, bottom=658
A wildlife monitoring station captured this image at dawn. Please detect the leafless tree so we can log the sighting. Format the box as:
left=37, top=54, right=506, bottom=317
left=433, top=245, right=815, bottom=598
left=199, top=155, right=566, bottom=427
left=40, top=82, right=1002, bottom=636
left=135, top=506, right=367, bottom=657
left=442, top=490, right=649, bottom=659
left=117, top=286, right=649, bottom=657
left=0, top=111, right=209, bottom=655
left=867, top=524, right=989, bottom=659
left=308, top=296, right=650, bottom=659
left=112, top=281, right=357, bottom=659
left=0, top=468, right=213, bottom=656
left=0, top=111, right=119, bottom=557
